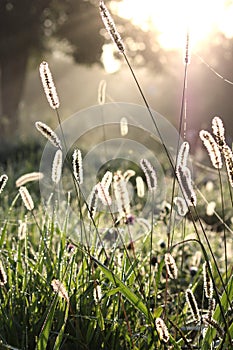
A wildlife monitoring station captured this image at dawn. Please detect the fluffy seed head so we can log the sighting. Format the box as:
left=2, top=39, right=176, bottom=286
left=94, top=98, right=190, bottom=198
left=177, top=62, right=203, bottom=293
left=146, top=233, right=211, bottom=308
left=35, top=121, right=62, bottom=149
left=199, top=130, right=222, bottom=169
left=203, top=262, right=213, bottom=299
left=88, top=185, right=99, bottom=219
left=120, top=117, right=128, bottom=136
left=39, top=61, right=60, bottom=109
left=203, top=317, right=224, bottom=338
left=18, top=219, right=27, bottom=240
left=98, top=79, right=106, bottom=105
left=0, top=174, right=8, bottom=194
left=72, top=149, right=83, bottom=185
left=177, top=141, right=190, bottom=168
left=212, top=116, right=225, bottom=148
left=93, top=284, right=102, bottom=304
left=173, top=196, right=188, bottom=216
left=207, top=298, right=216, bottom=320
left=206, top=201, right=216, bottom=216
left=185, top=288, right=200, bottom=322
left=176, top=165, right=196, bottom=206
left=123, top=169, right=135, bottom=182
left=140, top=158, right=157, bottom=191
left=113, top=171, right=131, bottom=219
left=99, top=0, right=125, bottom=53
left=97, top=182, right=112, bottom=206
left=136, top=176, right=145, bottom=198
left=16, top=172, right=43, bottom=188
left=52, top=150, right=63, bottom=184
left=222, top=145, right=233, bottom=187
left=51, top=279, right=69, bottom=303
left=101, top=171, right=112, bottom=189
left=19, top=186, right=34, bottom=211
left=155, top=318, right=170, bottom=343
left=183, top=31, right=191, bottom=65
left=164, top=252, right=178, bottom=279
left=0, top=261, right=7, bottom=286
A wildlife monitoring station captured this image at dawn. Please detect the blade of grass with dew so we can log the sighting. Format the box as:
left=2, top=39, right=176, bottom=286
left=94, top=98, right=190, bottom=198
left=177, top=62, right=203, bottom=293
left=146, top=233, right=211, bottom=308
left=92, top=257, right=150, bottom=319
left=202, top=275, right=233, bottom=349
left=53, top=302, right=69, bottom=350
left=36, top=296, right=58, bottom=350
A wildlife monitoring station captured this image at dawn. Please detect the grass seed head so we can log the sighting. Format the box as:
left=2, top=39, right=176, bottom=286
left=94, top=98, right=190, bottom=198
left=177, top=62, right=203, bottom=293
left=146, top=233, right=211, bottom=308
left=88, top=185, right=99, bottom=219
left=39, top=61, right=60, bottom=109
left=185, top=288, right=200, bottom=322
left=120, top=117, right=128, bottom=136
left=155, top=317, right=170, bottom=343
left=16, top=172, right=43, bottom=187
left=199, top=130, right=222, bottom=169
left=35, top=121, right=62, bottom=149
left=99, top=0, right=125, bottom=54
left=98, top=79, right=107, bottom=105
left=212, top=116, right=226, bottom=148
left=176, top=165, right=196, bottom=206
left=222, top=145, right=233, bottom=187
left=140, top=158, right=157, bottom=191
left=0, top=174, right=8, bottom=194
left=173, top=196, right=188, bottom=216
left=164, top=252, right=178, bottom=279
left=203, top=261, right=213, bottom=299
left=113, top=171, right=131, bottom=219
left=0, top=261, right=7, bottom=286
left=19, top=186, right=34, bottom=211
left=177, top=141, right=190, bottom=168
left=51, top=279, right=69, bottom=303
left=52, top=149, right=63, bottom=184
left=72, top=149, right=83, bottom=185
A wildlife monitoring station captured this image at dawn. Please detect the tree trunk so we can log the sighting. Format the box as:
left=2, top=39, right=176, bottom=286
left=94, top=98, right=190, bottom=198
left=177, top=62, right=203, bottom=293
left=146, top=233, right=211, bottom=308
left=0, top=50, right=28, bottom=141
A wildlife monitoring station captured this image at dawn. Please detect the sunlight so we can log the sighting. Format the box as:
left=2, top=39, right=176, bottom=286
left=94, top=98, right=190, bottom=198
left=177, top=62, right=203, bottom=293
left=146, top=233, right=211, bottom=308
left=110, top=0, right=233, bottom=50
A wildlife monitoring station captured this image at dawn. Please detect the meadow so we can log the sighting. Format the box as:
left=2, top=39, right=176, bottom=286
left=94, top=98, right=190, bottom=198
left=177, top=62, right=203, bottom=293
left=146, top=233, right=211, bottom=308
left=0, top=1, right=232, bottom=349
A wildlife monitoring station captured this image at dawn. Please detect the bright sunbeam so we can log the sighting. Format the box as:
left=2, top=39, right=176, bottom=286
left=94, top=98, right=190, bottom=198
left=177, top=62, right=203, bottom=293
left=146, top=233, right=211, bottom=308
left=110, top=0, right=233, bottom=50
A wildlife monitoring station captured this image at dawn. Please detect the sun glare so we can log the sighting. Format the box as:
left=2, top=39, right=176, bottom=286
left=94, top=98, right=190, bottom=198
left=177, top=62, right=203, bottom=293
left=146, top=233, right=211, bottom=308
left=110, top=0, right=233, bottom=50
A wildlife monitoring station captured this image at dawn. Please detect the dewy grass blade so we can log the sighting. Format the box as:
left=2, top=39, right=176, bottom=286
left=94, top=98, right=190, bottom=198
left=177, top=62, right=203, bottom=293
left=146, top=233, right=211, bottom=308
left=202, top=276, right=233, bottom=349
left=91, top=257, right=150, bottom=320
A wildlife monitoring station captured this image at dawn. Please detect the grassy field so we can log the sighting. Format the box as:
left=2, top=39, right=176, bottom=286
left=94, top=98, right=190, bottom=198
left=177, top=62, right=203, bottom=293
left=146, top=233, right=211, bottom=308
left=0, top=2, right=233, bottom=349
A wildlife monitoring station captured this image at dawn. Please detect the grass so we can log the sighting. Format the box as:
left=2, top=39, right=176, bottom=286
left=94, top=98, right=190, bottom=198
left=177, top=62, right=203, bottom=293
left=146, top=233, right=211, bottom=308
left=0, top=2, right=233, bottom=349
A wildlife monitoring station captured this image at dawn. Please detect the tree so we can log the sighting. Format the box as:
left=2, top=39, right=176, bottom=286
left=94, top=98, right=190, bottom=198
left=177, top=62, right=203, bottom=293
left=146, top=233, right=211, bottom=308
left=0, top=0, right=167, bottom=141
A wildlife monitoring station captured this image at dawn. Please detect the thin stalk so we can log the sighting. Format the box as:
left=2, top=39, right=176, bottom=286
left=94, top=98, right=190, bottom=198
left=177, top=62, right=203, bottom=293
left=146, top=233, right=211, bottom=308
left=217, top=169, right=228, bottom=285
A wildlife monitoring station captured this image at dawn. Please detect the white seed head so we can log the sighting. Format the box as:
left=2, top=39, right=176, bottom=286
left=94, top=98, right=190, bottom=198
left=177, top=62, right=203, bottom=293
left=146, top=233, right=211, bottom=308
left=223, top=145, right=233, bottom=187
left=88, top=185, right=99, bottom=219
left=52, top=150, right=63, bottom=184
left=72, top=149, right=83, bottom=185
left=51, top=279, right=69, bottom=303
left=199, top=130, right=222, bottom=169
left=0, top=174, right=8, bottom=194
left=120, top=117, right=128, bottom=136
left=16, top=172, right=43, bottom=187
left=113, top=171, right=131, bottom=219
left=164, top=253, right=178, bottom=279
left=39, top=61, right=60, bottom=109
left=173, top=196, right=189, bottom=216
left=155, top=318, right=170, bottom=343
left=212, top=116, right=225, bottom=148
left=176, top=165, right=196, bottom=206
left=19, top=186, right=34, bottom=211
left=99, top=0, right=125, bottom=53
left=0, top=261, right=7, bottom=286
left=98, top=80, right=107, bottom=105
left=185, top=288, right=200, bottom=322
left=136, top=176, right=145, bottom=198
left=177, top=141, right=190, bottom=168
left=203, top=262, right=213, bottom=299
left=140, top=158, right=157, bottom=191
left=35, top=121, right=62, bottom=149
